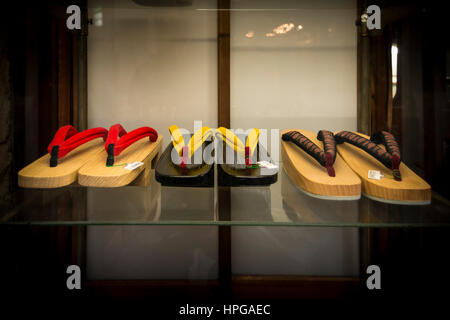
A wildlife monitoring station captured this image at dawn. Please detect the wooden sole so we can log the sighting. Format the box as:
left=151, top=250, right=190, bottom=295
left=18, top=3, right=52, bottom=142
left=18, top=139, right=106, bottom=189
left=281, top=129, right=361, bottom=200
left=335, top=131, right=431, bottom=204
left=78, top=135, right=162, bottom=188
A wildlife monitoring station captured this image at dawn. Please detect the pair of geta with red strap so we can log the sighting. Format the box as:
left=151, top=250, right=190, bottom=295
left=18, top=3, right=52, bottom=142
left=48, top=124, right=158, bottom=167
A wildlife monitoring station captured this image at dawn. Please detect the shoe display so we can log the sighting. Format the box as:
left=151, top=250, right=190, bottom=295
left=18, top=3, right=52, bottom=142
left=5, top=1, right=450, bottom=304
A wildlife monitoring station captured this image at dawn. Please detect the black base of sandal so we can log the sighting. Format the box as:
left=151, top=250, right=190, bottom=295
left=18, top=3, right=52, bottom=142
left=218, top=143, right=278, bottom=187
left=155, top=135, right=214, bottom=187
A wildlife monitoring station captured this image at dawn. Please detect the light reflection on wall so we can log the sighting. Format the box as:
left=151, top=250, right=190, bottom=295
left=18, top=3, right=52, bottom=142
left=273, top=22, right=294, bottom=34
left=93, top=8, right=103, bottom=27
left=259, top=22, right=303, bottom=39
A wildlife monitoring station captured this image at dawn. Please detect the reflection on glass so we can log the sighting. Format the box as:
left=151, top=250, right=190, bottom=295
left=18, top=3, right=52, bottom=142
left=280, top=169, right=359, bottom=224
left=391, top=44, right=398, bottom=98
left=87, top=224, right=218, bottom=280
left=87, top=175, right=160, bottom=222
left=160, top=186, right=214, bottom=221
left=231, top=187, right=272, bottom=221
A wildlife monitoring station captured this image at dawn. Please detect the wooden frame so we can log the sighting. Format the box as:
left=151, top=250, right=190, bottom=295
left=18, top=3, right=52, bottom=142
left=217, top=0, right=232, bottom=296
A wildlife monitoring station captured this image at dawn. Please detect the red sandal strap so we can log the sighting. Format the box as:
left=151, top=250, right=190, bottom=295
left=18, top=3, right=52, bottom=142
left=180, top=146, right=189, bottom=169
left=47, top=125, right=108, bottom=167
left=105, top=124, right=158, bottom=166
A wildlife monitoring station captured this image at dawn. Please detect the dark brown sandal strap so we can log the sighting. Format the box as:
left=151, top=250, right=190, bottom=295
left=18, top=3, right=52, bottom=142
left=282, top=130, right=336, bottom=177
left=335, top=131, right=402, bottom=181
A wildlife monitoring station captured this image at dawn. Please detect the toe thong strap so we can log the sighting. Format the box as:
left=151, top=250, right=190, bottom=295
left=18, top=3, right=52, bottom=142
left=335, top=130, right=402, bottom=181
left=169, top=125, right=214, bottom=168
left=105, top=124, right=158, bottom=166
left=216, top=127, right=259, bottom=168
left=317, top=130, right=337, bottom=177
left=47, top=125, right=108, bottom=167
left=282, top=130, right=336, bottom=177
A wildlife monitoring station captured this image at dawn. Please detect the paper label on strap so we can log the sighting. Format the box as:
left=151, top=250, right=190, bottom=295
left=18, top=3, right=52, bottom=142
left=257, top=161, right=278, bottom=170
left=368, top=170, right=382, bottom=180
left=124, top=161, right=144, bottom=171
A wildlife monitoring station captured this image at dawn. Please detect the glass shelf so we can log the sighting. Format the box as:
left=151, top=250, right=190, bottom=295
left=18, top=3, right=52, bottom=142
left=2, top=164, right=449, bottom=227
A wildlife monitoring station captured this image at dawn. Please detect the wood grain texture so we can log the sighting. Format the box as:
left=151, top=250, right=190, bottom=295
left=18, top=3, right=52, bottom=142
left=335, top=132, right=431, bottom=204
left=281, top=129, right=361, bottom=199
left=18, top=138, right=105, bottom=188
left=77, top=135, right=162, bottom=187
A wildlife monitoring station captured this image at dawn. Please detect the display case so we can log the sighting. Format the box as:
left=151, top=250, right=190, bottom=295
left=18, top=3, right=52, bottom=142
left=1, top=0, right=449, bottom=313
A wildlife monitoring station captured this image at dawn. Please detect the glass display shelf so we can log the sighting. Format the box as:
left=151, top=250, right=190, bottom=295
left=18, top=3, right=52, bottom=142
left=1, top=164, right=449, bottom=227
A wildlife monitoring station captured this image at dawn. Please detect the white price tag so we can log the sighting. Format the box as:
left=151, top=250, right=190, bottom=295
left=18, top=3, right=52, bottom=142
left=368, top=170, right=383, bottom=180
left=124, top=161, right=144, bottom=171
left=257, top=161, right=278, bottom=170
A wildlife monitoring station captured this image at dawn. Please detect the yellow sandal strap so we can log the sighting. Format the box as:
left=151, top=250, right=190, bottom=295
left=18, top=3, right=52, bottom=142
left=169, top=125, right=213, bottom=158
left=188, top=127, right=214, bottom=158
left=216, top=127, right=245, bottom=155
left=169, top=125, right=185, bottom=156
left=216, top=127, right=259, bottom=157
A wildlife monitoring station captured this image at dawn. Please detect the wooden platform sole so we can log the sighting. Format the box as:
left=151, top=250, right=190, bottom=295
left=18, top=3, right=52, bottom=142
left=281, top=129, right=361, bottom=200
left=78, top=135, right=162, bottom=188
left=18, top=138, right=105, bottom=189
left=335, top=132, right=431, bottom=205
